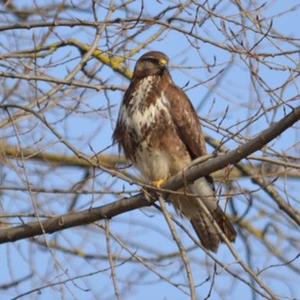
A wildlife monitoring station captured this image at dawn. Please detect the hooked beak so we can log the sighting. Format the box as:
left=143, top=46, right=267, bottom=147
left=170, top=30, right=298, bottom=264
left=159, top=58, right=168, bottom=67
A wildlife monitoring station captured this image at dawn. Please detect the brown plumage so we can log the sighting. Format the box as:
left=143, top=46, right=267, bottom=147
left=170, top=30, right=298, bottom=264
left=113, top=51, right=236, bottom=251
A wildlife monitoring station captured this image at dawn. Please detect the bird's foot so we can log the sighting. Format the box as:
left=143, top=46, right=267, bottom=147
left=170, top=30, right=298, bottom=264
left=152, top=178, right=168, bottom=188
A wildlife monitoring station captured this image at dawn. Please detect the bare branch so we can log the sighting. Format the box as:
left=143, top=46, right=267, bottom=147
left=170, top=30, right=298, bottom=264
left=1, top=105, right=299, bottom=243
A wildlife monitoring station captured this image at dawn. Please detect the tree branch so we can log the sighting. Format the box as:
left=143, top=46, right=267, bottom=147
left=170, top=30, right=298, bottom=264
left=0, top=142, right=126, bottom=168
left=1, top=105, right=300, bottom=244
left=164, top=106, right=300, bottom=192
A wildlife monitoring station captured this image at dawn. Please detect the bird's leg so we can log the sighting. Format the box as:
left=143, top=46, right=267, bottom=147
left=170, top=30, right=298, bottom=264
left=152, top=178, right=168, bottom=188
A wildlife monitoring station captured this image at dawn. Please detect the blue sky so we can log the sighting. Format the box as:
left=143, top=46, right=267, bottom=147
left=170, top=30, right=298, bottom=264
left=1, top=1, right=300, bottom=299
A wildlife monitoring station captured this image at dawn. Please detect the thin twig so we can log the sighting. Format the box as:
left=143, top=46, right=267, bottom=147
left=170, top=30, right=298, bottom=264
left=158, top=195, right=196, bottom=299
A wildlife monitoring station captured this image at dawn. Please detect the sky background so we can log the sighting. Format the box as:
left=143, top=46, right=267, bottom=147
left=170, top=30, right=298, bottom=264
left=1, top=1, right=300, bottom=299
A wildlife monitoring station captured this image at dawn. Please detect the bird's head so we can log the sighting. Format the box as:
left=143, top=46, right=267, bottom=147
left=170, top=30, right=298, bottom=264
left=133, top=51, right=169, bottom=79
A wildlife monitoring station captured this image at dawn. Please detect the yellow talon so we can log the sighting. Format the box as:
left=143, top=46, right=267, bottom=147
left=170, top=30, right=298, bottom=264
left=153, top=178, right=168, bottom=188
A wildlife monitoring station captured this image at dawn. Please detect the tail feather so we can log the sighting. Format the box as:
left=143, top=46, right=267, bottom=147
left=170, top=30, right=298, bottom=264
left=191, top=212, right=219, bottom=252
left=191, top=207, right=236, bottom=252
left=212, top=207, right=236, bottom=242
left=172, top=177, right=236, bottom=252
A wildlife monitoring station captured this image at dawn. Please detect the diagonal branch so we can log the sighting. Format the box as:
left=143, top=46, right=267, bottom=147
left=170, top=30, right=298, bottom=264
left=0, top=105, right=300, bottom=244
left=165, top=106, right=300, bottom=192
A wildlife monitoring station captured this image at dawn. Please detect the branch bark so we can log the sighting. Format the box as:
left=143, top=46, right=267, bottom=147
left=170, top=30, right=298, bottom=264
left=0, top=142, right=126, bottom=168
left=1, top=105, right=300, bottom=244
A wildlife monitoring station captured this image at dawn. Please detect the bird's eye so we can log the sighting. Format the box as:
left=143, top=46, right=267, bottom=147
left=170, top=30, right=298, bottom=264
left=144, top=58, right=159, bottom=64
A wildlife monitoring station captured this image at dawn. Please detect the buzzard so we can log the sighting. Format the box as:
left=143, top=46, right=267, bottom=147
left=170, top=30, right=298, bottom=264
left=113, top=51, right=236, bottom=251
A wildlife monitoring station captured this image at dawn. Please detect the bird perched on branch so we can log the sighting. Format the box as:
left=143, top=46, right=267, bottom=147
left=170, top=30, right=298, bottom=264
left=113, top=51, right=236, bottom=251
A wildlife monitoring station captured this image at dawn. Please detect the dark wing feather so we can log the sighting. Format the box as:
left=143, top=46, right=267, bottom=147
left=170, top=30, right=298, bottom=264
left=163, top=84, right=207, bottom=159
left=164, top=81, right=216, bottom=188
left=164, top=82, right=236, bottom=250
left=112, top=81, right=138, bottom=161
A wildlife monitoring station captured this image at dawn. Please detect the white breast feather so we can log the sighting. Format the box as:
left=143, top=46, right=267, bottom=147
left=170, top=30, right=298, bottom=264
left=121, top=77, right=170, bottom=136
left=119, top=77, right=173, bottom=180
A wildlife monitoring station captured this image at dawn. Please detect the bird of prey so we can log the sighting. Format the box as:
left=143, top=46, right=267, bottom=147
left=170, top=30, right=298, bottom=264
left=113, top=51, right=236, bottom=251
